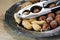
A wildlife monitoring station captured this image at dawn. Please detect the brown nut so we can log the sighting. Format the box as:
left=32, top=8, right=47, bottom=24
left=48, top=2, right=56, bottom=8
left=42, top=23, right=50, bottom=31
left=14, top=13, right=21, bottom=24
left=55, top=10, right=60, bottom=15
left=22, top=20, right=32, bottom=30
left=32, top=23, right=41, bottom=31
left=50, top=20, right=57, bottom=29
left=48, top=12, right=55, bottom=18
left=38, top=16, right=46, bottom=21
left=55, top=15, right=60, bottom=25
left=46, top=17, right=53, bottom=24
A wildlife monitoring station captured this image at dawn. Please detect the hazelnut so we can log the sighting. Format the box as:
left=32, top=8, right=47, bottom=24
left=50, top=20, right=57, bottom=29
left=55, top=10, right=60, bottom=15
left=23, top=12, right=29, bottom=15
left=48, top=12, right=55, bottom=18
left=42, top=23, right=50, bottom=31
left=55, top=15, right=60, bottom=25
left=46, top=17, right=53, bottom=24
left=48, top=2, right=56, bottom=8
left=38, top=16, right=46, bottom=21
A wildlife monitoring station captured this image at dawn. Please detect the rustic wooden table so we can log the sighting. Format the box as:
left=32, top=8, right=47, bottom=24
left=0, top=0, right=60, bottom=40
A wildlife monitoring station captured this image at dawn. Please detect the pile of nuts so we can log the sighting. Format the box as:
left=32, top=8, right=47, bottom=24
left=14, top=10, right=60, bottom=32
left=14, top=1, right=60, bottom=32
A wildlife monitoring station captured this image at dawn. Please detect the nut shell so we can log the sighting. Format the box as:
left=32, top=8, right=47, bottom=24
left=55, top=15, right=60, bottom=25
left=50, top=20, right=57, bottom=29
left=14, top=13, right=21, bottom=24
left=49, top=3, right=56, bottom=8
left=22, top=20, right=32, bottom=29
left=33, top=9, right=40, bottom=13
left=48, top=12, right=55, bottom=18
left=31, top=20, right=46, bottom=26
left=46, top=17, right=53, bottom=24
left=23, top=10, right=30, bottom=15
left=55, top=10, right=60, bottom=15
left=29, top=18, right=37, bottom=22
left=42, top=23, right=50, bottom=31
left=38, top=16, right=46, bottom=21
left=23, top=12, right=29, bottom=15
left=30, top=0, right=40, bottom=3
left=32, top=23, right=41, bottom=31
